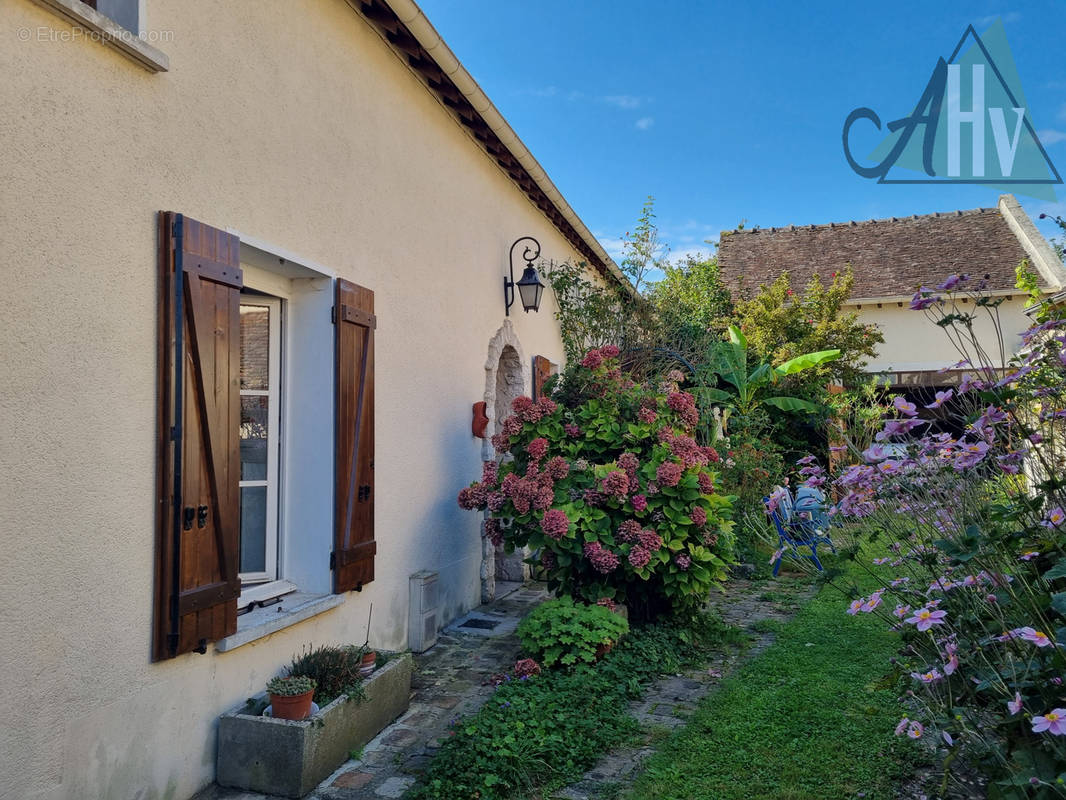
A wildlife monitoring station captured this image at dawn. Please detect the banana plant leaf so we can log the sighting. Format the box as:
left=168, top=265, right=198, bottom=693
left=763, top=395, right=823, bottom=412
left=774, top=349, right=841, bottom=376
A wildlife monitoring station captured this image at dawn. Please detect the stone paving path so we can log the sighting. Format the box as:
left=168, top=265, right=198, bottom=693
left=199, top=583, right=550, bottom=800
left=201, top=575, right=815, bottom=800
left=550, top=575, right=818, bottom=800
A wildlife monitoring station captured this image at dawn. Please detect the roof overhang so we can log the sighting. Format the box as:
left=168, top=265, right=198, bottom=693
left=348, top=0, right=634, bottom=297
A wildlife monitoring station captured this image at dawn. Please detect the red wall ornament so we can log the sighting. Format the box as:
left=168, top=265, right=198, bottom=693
left=472, top=401, right=489, bottom=438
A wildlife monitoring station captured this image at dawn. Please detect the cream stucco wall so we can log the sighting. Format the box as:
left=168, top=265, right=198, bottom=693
left=853, top=296, right=1035, bottom=374
left=0, top=2, right=605, bottom=798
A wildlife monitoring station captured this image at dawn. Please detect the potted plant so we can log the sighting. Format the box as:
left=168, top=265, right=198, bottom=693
left=358, top=647, right=376, bottom=677
left=266, top=675, right=316, bottom=720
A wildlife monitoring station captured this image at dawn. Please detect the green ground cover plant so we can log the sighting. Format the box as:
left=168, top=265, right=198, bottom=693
left=516, top=597, right=629, bottom=668
left=626, top=559, right=925, bottom=800
left=406, top=611, right=742, bottom=800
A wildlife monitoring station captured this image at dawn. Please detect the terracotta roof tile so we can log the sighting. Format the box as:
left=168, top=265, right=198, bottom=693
left=717, top=205, right=1034, bottom=299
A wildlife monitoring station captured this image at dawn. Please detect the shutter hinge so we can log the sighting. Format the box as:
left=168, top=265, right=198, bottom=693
left=169, top=426, right=179, bottom=441
left=331, top=305, right=337, bottom=324
left=329, top=551, right=336, bottom=570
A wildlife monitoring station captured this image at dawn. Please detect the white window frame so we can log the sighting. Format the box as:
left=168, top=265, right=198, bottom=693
left=238, top=295, right=282, bottom=587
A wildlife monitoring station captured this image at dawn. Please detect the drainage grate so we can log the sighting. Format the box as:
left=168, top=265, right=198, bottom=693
left=459, top=618, right=501, bottom=630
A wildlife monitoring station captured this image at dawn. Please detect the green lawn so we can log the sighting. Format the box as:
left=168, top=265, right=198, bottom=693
left=626, top=564, right=926, bottom=800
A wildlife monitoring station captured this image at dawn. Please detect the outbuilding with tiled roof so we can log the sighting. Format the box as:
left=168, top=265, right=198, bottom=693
left=716, top=194, right=1065, bottom=384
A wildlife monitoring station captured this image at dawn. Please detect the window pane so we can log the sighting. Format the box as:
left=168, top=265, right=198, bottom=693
left=240, top=304, right=270, bottom=390
left=240, top=485, right=267, bottom=574
left=240, top=396, right=269, bottom=481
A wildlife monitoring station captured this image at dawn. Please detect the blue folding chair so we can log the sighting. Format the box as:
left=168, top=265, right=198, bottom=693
left=765, top=485, right=837, bottom=576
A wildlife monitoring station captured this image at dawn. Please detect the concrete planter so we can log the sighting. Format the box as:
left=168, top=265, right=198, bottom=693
left=217, top=653, right=413, bottom=797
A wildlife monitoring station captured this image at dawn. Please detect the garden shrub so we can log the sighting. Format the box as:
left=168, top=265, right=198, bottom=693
left=785, top=268, right=1066, bottom=796
left=516, top=597, right=629, bottom=668
left=458, top=347, right=735, bottom=621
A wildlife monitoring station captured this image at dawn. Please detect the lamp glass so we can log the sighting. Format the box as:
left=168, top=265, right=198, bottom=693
left=516, top=266, right=544, bottom=312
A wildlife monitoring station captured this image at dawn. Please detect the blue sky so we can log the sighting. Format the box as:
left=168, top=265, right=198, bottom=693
left=416, top=1, right=1066, bottom=271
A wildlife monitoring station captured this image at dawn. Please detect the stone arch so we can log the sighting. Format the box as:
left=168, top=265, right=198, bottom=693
left=480, top=320, right=530, bottom=601
left=481, top=319, right=529, bottom=461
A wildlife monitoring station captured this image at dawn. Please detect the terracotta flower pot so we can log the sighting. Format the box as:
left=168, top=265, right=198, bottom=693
left=269, top=689, right=315, bottom=720
left=359, top=650, right=377, bottom=677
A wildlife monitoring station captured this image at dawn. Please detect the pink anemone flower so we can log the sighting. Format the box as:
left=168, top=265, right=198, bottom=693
left=906, top=608, right=947, bottom=632
left=1032, top=709, right=1066, bottom=735
left=1008, top=692, right=1023, bottom=715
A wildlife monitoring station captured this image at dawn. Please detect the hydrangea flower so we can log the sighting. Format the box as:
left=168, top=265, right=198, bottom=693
left=601, top=470, right=630, bottom=498
left=583, top=541, right=620, bottom=574
left=628, top=545, right=651, bottom=569
left=540, top=509, right=570, bottom=540
left=655, top=461, right=683, bottom=487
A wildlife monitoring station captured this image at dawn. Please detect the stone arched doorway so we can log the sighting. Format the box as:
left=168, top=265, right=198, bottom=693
left=480, top=321, right=529, bottom=602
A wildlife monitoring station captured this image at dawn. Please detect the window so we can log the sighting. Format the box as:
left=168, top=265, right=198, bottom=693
left=154, top=212, right=376, bottom=660
left=82, top=0, right=138, bottom=35
left=33, top=0, right=169, bottom=72
left=239, top=296, right=282, bottom=585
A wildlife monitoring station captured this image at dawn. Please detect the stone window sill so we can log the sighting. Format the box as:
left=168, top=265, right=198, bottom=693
left=216, top=592, right=345, bottom=653
left=29, top=0, right=169, bottom=72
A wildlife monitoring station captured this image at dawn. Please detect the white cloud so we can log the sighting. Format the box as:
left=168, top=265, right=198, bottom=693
left=603, top=95, right=643, bottom=109
left=1037, top=129, right=1066, bottom=145
left=635, top=117, right=655, bottom=130
left=595, top=236, right=627, bottom=259
left=974, top=11, right=1020, bottom=27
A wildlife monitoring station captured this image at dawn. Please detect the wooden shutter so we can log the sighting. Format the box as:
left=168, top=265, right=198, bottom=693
left=533, top=355, right=555, bottom=400
left=154, top=212, right=243, bottom=660
left=334, top=279, right=376, bottom=592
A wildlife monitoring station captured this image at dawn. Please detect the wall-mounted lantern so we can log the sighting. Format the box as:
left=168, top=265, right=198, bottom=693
left=504, top=236, right=545, bottom=315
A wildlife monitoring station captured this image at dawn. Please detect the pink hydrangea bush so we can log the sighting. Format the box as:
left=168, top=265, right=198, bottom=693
left=792, top=272, right=1066, bottom=790
left=458, top=347, right=735, bottom=620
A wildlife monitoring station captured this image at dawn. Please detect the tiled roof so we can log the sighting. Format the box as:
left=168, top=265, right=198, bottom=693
left=717, top=205, right=1035, bottom=300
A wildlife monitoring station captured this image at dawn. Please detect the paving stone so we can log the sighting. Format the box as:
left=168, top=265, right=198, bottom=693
left=397, top=708, right=438, bottom=727
left=373, top=776, right=414, bottom=798
left=331, top=771, right=374, bottom=790
left=381, top=727, right=419, bottom=748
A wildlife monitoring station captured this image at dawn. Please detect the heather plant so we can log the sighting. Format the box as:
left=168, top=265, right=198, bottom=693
left=517, top=597, right=629, bottom=669
left=288, top=644, right=366, bottom=705
left=458, top=346, right=735, bottom=621
left=774, top=273, right=1066, bottom=797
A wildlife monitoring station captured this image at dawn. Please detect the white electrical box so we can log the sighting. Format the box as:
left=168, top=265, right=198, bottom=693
left=409, top=570, right=439, bottom=653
